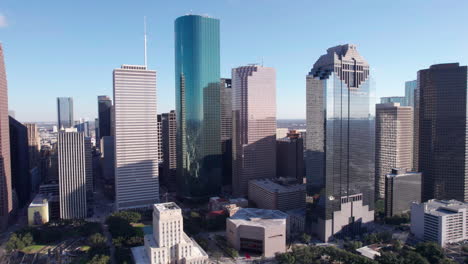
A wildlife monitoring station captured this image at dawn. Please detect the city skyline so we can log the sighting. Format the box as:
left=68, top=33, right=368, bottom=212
left=2, top=0, right=467, bottom=122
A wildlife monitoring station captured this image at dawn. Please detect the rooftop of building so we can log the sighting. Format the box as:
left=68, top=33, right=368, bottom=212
left=286, top=208, right=306, bottom=217
left=29, top=194, right=48, bottom=207
left=228, top=208, right=288, bottom=227
left=131, top=246, right=150, bottom=264
left=420, top=199, right=468, bottom=216
left=376, top=103, right=413, bottom=109
left=386, top=168, right=422, bottom=178
left=154, top=202, right=180, bottom=212
left=250, top=178, right=306, bottom=193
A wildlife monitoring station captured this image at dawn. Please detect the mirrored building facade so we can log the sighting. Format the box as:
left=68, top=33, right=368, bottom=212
left=306, top=44, right=375, bottom=241
left=175, top=15, right=222, bottom=200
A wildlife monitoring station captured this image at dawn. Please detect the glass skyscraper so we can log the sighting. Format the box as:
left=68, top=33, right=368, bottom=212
left=380, top=96, right=406, bottom=105
left=306, top=44, right=375, bottom=242
left=418, top=63, right=468, bottom=202
left=57, top=97, right=74, bottom=129
left=405, top=80, right=417, bottom=107
left=175, top=15, right=222, bottom=200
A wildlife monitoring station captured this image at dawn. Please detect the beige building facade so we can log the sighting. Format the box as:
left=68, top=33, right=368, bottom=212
left=226, top=208, right=287, bottom=257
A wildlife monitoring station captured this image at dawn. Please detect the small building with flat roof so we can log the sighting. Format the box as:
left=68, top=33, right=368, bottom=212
left=248, top=178, right=305, bottom=212
left=28, top=194, right=49, bottom=226
left=226, top=208, right=288, bottom=257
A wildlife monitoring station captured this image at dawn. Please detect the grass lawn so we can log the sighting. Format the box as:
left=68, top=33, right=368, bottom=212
left=22, top=245, right=46, bottom=254
left=80, top=245, right=91, bottom=251
left=131, top=223, right=146, bottom=227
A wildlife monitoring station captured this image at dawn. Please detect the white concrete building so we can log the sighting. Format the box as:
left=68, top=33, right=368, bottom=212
left=58, top=131, right=87, bottom=219
left=113, top=65, right=159, bottom=210
left=226, top=208, right=288, bottom=257
left=411, top=199, right=468, bottom=246
left=132, top=202, right=208, bottom=264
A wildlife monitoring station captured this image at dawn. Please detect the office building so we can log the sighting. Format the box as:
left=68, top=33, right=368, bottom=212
left=385, top=168, right=421, bottom=217
left=27, top=194, right=49, bottom=226
left=276, top=130, right=304, bottom=181
left=161, top=111, right=176, bottom=191
left=131, top=202, right=209, bottom=264
left=306, top=44, right=375, bottom=241
left=0, top=44, right=12, bottom=230
left=74, top=121, right=90, bottom=137
left=58, top=131, right=87, bottom=219
left=276, top=128, right=289, bottom=139
left=380, top=96, right=406, bottom=105
left=57, top=97, right=74, bottom=129
left=232, top=65, right=276, bottom=196
left=226, top=208, right=287, bottom=257
left=157, top=114, right=163, bottom=164
left=405, top=80, right=417, bottom=107
left=418, top=63, right=468, bottom=202
left=114, top=65, right=159, bottom=210
left=221, top=78, right=232, bottom=186
left=375, top=103, right=413, bottom=199
left=9, top=116, right=31, bottom=208
left=175, top=15, right=222, bottom=199
left=411, top=199, right=468, bottom=246
left=24, top=123, right=41, bottom=169
left=84, top=137, right=92, bottom=193
left=413, top=87, right=420, bottom=172
left=248, top=178, right=306, bottom=212
left=97, top=95, right=112, bottom=142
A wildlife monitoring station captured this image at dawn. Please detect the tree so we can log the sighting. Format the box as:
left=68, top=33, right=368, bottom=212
left=88, top=233, right=107, bottom=248
left=376, top=252, right=404, bottom=264
left=300, top=233, right=311, bottom=244
left=110, top=211, right=141, bottom=223
left=5, top=232, right=34, bottom=252
left=88, top=254, right=110, bottom=264
left=344, top=240, right=363, bottom=252
left=403, top=251, right=429, bottom=264
left=415, top=242, right=444, bottom=264
left=212, top=251, right=223, bottom=264
left=275, top=252, right=296, bottom=264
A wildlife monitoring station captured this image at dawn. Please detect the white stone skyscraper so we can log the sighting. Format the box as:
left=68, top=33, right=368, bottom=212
left=58, top=130, right=87, bottom=219
left=232, top=65, right=276, bottom=196
left=113, top=65, right=159, bottom=210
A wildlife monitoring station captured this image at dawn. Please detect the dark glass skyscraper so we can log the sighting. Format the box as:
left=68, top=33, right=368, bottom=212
left=306, top=44, right=375, bottom=241
left=9, top=116, right=30, bottom=208
left=57, top=97, right=74, bottom=129
left=97, top=95, right=112, bottom=141
left=418, top=63, right=468, bottom=202
left=175, top=15, right=222, bottom=200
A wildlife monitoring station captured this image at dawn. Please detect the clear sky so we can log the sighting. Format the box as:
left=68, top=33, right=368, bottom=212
left=1, top=0, right=467, bottom=122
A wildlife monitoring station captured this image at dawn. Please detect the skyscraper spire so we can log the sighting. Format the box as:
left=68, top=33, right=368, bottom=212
left=144, top=16, right=147, bottom=67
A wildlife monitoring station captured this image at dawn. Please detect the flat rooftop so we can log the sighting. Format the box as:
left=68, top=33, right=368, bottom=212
left=250, top=178, right=305, bottom=193
left=423, top=199, right=468, bottom=216
left=229, top=208, right=288, bottom=227
left=131, top=246, right=150, bottom=264
left=29, top=194, right=48, bottom=207
left=154, top=202, right=181, bottom=212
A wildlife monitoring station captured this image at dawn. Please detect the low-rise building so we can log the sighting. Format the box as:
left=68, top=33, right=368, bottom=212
left=248, top=178, right=305, bottom=212
left=28, top=194, right=49, bottom=226
left=132, top=202, right=208, bottom=264
left=226, top=208, right=288, bottom=257
left=385, top=168, right=421, bottom=217
left=411, top=199, right=468, bottom=246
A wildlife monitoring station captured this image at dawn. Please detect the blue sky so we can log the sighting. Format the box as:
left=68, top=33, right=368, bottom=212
left=1, top=0, right=467, bottom=122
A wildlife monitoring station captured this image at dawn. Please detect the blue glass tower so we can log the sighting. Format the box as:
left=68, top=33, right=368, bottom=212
left=175, top=15, right=222, bottom=200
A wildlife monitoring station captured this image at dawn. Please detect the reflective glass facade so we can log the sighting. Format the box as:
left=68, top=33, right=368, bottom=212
left=57, top=97, right=74, bottom=129
left=175, top=15, right=222, bottom=199
left=405, top=80, right=417, bottom=107
left=380, top=96, right=406, bottom=105
left=306, top=44, right=375, bottom=240
left=418, top=63, right=468, bottom=202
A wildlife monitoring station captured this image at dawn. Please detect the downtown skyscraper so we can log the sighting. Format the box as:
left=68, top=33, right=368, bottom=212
left=97, top=95, right=112, bottom=142
left=58, top=130, right=87, bottom=219
left=0, top=44, right=12, bottom=230
left=418, top=63, right=468, bottom=202
left=113, top=64, right=159, bottom=210
left=57, top=97, right=74, bottom=129
left=232, top=65, right=277, bottom=196
left=306, top=44, right=375, bottom=241
left=175, top=15, right=222, bottom=200
left=375, top=103, right=413, bottom=199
